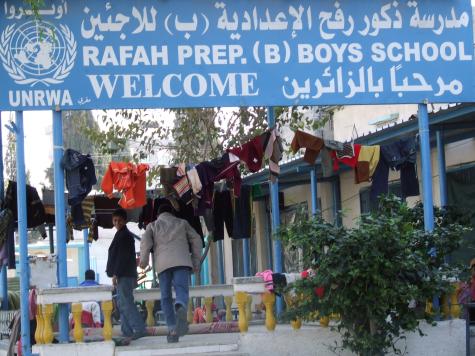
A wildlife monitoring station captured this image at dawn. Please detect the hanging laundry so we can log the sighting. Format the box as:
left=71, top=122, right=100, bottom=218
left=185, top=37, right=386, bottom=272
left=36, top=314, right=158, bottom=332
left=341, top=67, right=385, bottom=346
left=71, top=196, right=95, bottom=229
left=4, top=181, right=46, bottom=229
left=256, top=270, right=274, bottom=291
left=94, top=196, right=120, bottom=229
left=262, top=129, right=284, bottom=182
left=331, top=143, right=361, bottom=171
left=291, top=130, right=324, bottom=165
left=195, top=154, right=241, bottom=214
left=370, top=137, right=419, bottom=207
left=212, top=190, right=234, bottom=242
left=232, top=185, right=252, bottom=240
left=324, top=139, right=345, bottom=151
left=62, top=149, right=97, bottom=206
left=228, top=136, right=264, bottom=173
left=138, top=198, right=155, bottom=230
left=101, top=162, right=149, bottom=209
left=187, top=168, right=202, bottom=195
left=0, top=209, right=13, bottom=249
left=355, top=146, right=381, bottom=184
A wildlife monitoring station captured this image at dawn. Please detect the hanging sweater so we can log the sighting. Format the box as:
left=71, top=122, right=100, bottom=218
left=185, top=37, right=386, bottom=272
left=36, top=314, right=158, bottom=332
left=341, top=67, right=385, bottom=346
left=101, top=162, right=149, bottom=209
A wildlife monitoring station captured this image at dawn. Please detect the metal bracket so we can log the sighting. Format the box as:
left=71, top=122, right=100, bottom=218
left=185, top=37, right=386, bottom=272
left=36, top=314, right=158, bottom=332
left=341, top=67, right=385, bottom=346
left=4, top=122, right=17, bottom=133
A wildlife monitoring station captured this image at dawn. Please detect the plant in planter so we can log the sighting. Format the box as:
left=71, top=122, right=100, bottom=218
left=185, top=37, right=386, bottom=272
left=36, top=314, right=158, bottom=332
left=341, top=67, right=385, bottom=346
left=279, top=195, right=471, bottom=356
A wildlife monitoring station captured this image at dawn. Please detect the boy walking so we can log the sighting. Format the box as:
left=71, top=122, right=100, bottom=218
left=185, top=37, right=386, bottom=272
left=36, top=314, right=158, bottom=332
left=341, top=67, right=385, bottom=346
left=140, top=203, right=202, bottom=343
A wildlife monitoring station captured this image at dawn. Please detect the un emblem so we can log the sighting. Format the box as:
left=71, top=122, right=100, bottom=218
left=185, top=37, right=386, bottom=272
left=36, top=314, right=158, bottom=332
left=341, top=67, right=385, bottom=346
left=0, top=21, right=76, bottom=86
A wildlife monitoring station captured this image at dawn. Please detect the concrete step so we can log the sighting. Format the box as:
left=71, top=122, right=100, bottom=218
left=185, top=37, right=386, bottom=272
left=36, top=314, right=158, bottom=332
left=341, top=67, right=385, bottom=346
left=115, top=334, right=241, bottom=356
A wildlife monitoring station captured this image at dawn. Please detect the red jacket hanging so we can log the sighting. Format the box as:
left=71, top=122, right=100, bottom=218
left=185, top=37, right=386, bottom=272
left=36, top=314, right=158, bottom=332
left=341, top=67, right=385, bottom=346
left=101, top=162, right=149, bottom=209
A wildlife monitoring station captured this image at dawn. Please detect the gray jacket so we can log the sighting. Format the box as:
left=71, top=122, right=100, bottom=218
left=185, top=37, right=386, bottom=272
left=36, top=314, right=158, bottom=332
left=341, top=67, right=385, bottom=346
left=140, top=212, right=202, bottom=274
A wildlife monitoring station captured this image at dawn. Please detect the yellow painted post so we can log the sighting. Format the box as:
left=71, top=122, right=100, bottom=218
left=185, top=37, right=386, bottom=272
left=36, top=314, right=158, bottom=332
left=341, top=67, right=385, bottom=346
left=246, top=295, right=252, bottom=322
left=450, top=289, right=461, bottom=319
left=72, top=303, right=84, bottom=343
left=43, top=304, right=54, bottom=344
left=262, top=292, right=276, bottom=331
left=188, top=300, right=194, bottom=324
left=102, top=300, right=113, bottom=341
left=441, top=294, right=450, bottom=319
left=204, top=297, right=213, bottom=323
left=35, top=304, right=44, bottom=344
left=284, top=294, right=302, bottom=330
left=224, top=296, right=233, bottom=322
left=425, top=300, right=433, bottom=316
left=235, top=292, right=248, bottom=333
left=319, top=316, right=330, bottom=327
left=145, top=300, right=155, bottom=327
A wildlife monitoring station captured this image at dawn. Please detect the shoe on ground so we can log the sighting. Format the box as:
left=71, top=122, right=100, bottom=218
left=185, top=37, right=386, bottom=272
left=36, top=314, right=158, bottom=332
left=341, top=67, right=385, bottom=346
left=131, top=331, right=148, bottom=340
left=175, top=304, right=189, bottom=337
left=167, top=332, right=179, bottom=343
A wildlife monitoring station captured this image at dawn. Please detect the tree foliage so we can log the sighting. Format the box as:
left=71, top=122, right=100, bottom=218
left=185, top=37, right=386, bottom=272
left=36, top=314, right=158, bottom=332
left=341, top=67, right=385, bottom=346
left=279, top=196, right=471, bottom=356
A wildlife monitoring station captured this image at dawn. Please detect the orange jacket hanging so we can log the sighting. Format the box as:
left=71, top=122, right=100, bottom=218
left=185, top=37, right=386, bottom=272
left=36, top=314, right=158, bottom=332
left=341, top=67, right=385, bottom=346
left=101, top=162, right=149, bottom=209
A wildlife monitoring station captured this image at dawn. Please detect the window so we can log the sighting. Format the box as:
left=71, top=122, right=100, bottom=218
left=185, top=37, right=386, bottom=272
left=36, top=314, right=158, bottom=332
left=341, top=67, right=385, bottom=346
left=360, top=181, right=402, bottom=214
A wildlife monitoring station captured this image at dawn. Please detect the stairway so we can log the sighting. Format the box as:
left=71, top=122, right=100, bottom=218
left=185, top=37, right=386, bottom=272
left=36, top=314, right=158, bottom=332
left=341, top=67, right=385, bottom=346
left=115, top=333, right=249, bottom=356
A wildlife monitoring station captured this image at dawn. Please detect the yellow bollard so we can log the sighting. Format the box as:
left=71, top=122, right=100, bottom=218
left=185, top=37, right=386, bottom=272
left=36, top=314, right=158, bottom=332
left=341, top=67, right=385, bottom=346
left=102, top=300, right=113, bottom=341
left=43, top=304, right=54, bottom=344
left=262, top=292, right=276, bottom=331
left=425, top=300, right=433, bottom=316
left=235, top=292, right=248, bottom=333
left=284, top=293, right=302, bottom=330
left=246, top=295, right=253, bottom=322
left=224, top=296, right=233, bottom=322
left=188, top=300, right=194, bottom=324
left=441, top=294, right=450, bottom=319
left=450, top=290, right=461, bottom=319
left=204, top=297, right=213, bottom=323
left=319, top=316, right=330, bottom=327
left=35, top=305, right=44, bottom=344
left=291, top=319, right=302, bottom=330
left=145, top=300, right=155, bottom=327
left=72, top=303, right=84, bottom=343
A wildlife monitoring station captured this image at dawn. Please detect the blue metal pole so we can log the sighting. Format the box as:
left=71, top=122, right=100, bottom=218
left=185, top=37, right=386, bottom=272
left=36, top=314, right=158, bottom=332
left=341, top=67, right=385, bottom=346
left=418, top=104, right=439, bottom=316
left=0, top=112, right=8, bottom=311
left=83, top=229, right=90, bottom=271
left=267, top=106, right=283, bottom=316
left=436, top=130, right=448, bottom=207
left=15, top=112, right=31, bottom=356
left=53, top=110, right=69, bottom=342
left=242, top=239, right=250, bottom=276
left=216, top=240, right=225, bottom=284
left=310, top=168, right=318, bottom=216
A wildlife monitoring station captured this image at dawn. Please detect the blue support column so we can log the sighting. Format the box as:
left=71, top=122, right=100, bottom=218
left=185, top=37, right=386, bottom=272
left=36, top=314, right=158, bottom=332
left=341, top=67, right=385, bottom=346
left=310, top=168, right=318, bottom=216
left=267, top=107, right=283, bottom=316
left=216, top=240, right=225, bottom=284
left=15, top=112, right=31, bottom=356
left=83, top=229, right=90, bottom=271
left=53, top=110, right=69, bottom=342
left=418, top=104, right=439, bottom=316
left=0, top=112, right=8, bottom=311
left=243, top=239, right=250, bottom=276
left=436, top=130, right=448, bottom=208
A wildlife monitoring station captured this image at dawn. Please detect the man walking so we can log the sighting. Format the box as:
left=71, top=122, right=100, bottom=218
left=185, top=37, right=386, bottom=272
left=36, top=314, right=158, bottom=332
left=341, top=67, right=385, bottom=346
left=106, top=208, right=147, bottom=340
left=140, top=203, right=202, bottom=343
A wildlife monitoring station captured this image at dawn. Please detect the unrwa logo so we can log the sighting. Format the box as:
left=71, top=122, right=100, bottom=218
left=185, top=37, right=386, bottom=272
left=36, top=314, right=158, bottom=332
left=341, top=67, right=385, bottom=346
left=0, top=21, right=76, bottom=86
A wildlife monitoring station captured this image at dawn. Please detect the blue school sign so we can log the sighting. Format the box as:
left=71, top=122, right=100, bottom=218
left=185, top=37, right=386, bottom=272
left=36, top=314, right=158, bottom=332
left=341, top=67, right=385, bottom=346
left=0, top=0, right=473, bottom=110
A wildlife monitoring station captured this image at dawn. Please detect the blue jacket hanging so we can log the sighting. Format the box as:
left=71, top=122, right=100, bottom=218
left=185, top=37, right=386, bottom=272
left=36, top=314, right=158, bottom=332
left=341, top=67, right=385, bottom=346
left=61, top=149, right=97, bottom=206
